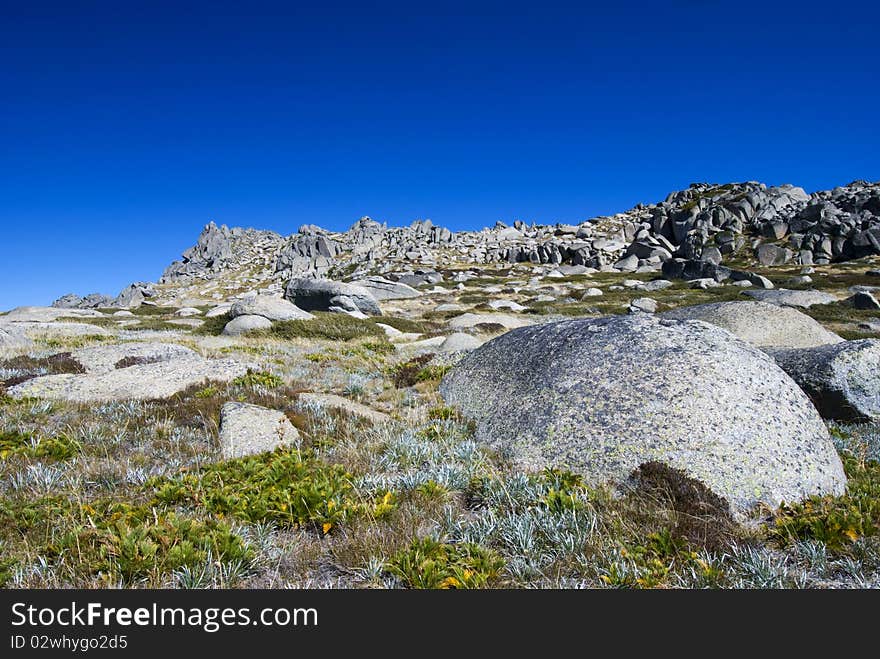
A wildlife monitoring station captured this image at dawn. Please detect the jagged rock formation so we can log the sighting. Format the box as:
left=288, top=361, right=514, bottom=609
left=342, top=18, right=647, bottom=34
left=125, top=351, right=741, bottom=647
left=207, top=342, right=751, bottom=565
left=159, top=221, right=284, bottom=284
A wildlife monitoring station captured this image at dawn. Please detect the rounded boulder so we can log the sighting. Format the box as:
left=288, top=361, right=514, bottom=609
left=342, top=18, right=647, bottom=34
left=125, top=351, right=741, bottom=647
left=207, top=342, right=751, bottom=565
left=439, top=314, right=845, bottom=517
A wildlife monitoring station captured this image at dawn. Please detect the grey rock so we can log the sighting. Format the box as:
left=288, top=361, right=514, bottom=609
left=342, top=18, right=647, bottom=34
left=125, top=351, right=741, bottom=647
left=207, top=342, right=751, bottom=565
left=689, top=278, right=721, bottom=289
left=230, top=295, right=313, bottom=321
left=351, top=276, right=421, bottom=300
left=662, top=301, right=843, bottom=349
left=297, top=393, right=391, bottom=424
left=8, top=355, right=250, bottom=402
left=769, top=340, right=880, bottom=422
left=205, top=304, right=234, bottom=318
left=222, top=314, right=272, bottom=336
left=439, top=314, right=845, bottom=517
left=438, top=332, right=485, bottom=353
left=175, top=307, right=202, bottom=317
left=581, top=287, right=603, bottom=297
left=285, top=278, right=381, bottom=316
left=612, top=254, right=639, bottom=272
left=447, top=313, right=534, bottom=330
left=755, top=244, right=793, bottom=266
left=629, top=297, right=658, bottom=313
left=72, top=342, right=197, bottom=374
left=744, top=288, right=838, bottom=308
left=847, top=291, right=880, bottom=310
left=220, top=402, right=300, bottom=459
left=641, top=279, right=674, bottom=292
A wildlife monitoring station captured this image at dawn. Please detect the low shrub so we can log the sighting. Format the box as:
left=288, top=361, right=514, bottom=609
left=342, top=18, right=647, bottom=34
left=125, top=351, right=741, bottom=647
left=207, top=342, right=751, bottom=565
left=387, top=537, right=504, bottom=589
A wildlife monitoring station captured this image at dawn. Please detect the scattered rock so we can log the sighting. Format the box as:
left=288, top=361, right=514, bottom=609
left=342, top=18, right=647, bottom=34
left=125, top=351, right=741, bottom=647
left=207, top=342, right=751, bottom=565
left=438, top=332, right=484, bottom=353
left=447, top=313, right=533, bottom=330
left=846, top=291, right=880, bottom=310
left=351, top=277, right=421, bottom=300
left=8, top=355, right=250, bottom=402
left=71, top=342, right=197, bottom=374
left=285, top=278, right=381, bottom=316
left=487, top=300, right=527, bottom=312
left=205, top=304, right=234, bottom=318
left=629, top=298, right=657, bottom=313
left=175, top=307, right=202, bottom=317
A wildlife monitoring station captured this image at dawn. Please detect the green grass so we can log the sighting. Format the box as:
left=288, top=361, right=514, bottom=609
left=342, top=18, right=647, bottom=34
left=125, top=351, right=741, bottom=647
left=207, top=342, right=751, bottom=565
left=195, top=313, right=233, bottom=336
left=269, top=313, right=384, bottom=342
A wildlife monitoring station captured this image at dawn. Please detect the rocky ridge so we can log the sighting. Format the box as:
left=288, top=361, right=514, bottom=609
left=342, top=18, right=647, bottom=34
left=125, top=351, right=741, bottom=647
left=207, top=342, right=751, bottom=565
left=52, top=179, right=880, bottom=309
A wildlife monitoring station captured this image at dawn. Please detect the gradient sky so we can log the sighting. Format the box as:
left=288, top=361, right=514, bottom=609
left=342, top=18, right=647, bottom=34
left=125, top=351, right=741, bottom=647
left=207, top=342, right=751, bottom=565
left=1, top=1, right=878, bottom=309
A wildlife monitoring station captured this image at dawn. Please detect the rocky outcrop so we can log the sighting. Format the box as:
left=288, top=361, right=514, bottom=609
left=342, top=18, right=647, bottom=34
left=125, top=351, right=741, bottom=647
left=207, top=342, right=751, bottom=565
left=284, top=278, right=381, bottom=316
left=439, top=314, right=846, bottom=517
left=160, top=222, right=283, bottom=284
left=351, top=276, right=421, bottom=300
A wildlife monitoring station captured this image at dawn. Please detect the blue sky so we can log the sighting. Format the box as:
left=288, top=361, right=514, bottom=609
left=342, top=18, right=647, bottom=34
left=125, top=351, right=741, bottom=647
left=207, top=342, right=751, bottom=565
left=1, top=1, right=878, bottom=309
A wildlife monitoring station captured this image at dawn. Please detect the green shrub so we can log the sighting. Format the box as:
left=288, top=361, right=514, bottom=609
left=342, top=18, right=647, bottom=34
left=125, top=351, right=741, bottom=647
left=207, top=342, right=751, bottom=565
left=150, top=448, right=392, bottom=533
left=232, top=369, right=284, bottom=389
left=58, top=502, right=252, bottom=582
left=0, top=430, right=80, bottom=461
left=415, top=364, right=452, bottom=382
left=771, top=453, right=880, bottom=551
left=389, top=354, right=434, bottom=388
left=387, top=537, right=504, bottom=589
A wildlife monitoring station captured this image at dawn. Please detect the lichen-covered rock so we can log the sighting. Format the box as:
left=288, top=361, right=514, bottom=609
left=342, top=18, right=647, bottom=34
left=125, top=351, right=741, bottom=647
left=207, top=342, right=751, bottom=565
left=8, top=355, right=250, bottom=402
left=439, top=314, right=845, bottom=517
left=744, top=288, right=838, bottom=308
left=222, top=314, right=272, bottom=336
left=662, top=301, right=842, bottom=349
left=71, top=342, right=197, bottom=374
left=351, top=277, right=421, bottom=300
left=768, top=340, right=880, bottom=422
left=230, top=295, right=313, bottom=321
left=219, top=402, right=300, bottom=459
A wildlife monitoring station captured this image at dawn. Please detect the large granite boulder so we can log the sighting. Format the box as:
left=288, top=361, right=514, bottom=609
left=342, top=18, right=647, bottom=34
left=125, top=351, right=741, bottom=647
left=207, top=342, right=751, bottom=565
left=662, top=301, right=843, bottom=349
left=230, top=295, right=313, bottom=321
left=768, top=339, right=880, bottom=422
left=439, top=314, right=845, bottom=517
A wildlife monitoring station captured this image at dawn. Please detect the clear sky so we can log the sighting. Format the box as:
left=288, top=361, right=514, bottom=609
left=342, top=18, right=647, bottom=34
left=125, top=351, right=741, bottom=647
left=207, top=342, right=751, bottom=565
left=1, top=1, right=878, bottom=309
